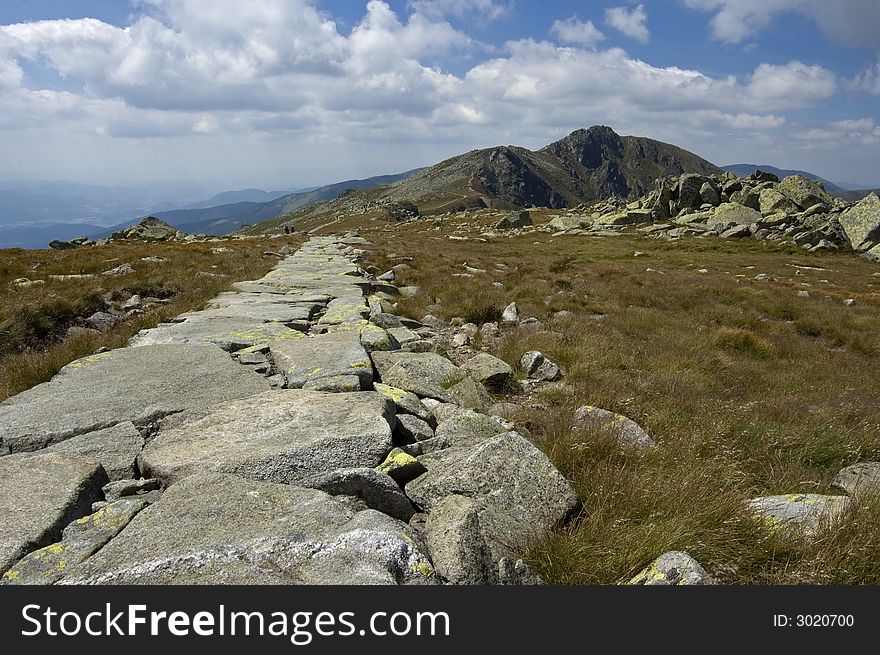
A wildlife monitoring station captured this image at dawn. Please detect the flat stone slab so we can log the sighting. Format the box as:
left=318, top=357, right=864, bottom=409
left=129, top=317, right=305, bottom=351
left=0, top=344, right=270, bottom=454
left=371, top=351, right=464, bottom=402
left=63, top=473, right=435, bottom=585
left=271, top=331, right=373, bottom=389
left=0, top=453, right=106, bottom=574
left=178, top=304, right=317, bottom=324
left=748, top=494, right=853, bottom=537
left=460, top=353, right=513, bottom=389
left=43, top=421, right=144, bottom=481
left=139, top=390, right=395, bottom=486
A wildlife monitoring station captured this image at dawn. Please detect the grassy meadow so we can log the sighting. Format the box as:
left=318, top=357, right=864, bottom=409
left=0, top=236, right=302, bottom=402
left=362, top=212, right=880, bottom=584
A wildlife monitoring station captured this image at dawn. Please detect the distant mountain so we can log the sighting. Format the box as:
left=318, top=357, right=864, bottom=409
left=247, top=125, right=722, bottom=233
left=832, top=188, right=880, bottom=202
left=722, top=164, right=844, bottom=194
left=135, top=171, right=421, bottom=236
left=182, top=188, right=293, bottom=210
left=0, top=221, right=107, bottom=249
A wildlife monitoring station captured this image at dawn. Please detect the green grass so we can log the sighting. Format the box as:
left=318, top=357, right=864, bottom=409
left=0, top=236, right=302, bottom=401
left=361, top=209, right=880, bottom=584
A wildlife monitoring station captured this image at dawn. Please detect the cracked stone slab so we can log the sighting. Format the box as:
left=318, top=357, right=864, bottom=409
left=0, top=344, right=270, bottom=454
left=271, top=330, right=373, bottom=389
left=0, top=452, right=107, bottom=574
left=62, top=473, right=436, bottom=585
left=43, top=421, right=144, bottom=481
left=139, top=390, right=395, bottom=486
left=129, top=317, right=306, bottom=351
left=2, top=498, right=146, bottom=585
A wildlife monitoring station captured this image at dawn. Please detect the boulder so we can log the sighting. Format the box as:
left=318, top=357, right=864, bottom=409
left=43, top=421, right=144, bottom=481
left=777, top=175, right=832, bottom=210
left=447, top=377, right=493, bottom=411
left=547, top=215, right=590, bottom=231
left=832, top=462, right=880, bottom=500
left=394, top=414, right=434, bottom=444
left=496, top=211, right=533, bottom=230
left=0, top=453, right=107, bottom=574
left=435, top=408, right=509, bottom=448
left=460, top=352, right=513, bottom=389
left=62, top=473, right=435, bottom=585
left=272, top=330, right=373, bottom=389
left=707, top=203, right=762, bottom=228
left=371, top=351, right=464, bottom=402
left=628, top=552, right=714, bottom=585
left=573, top=406, right=656, bottom=450
left=748, top=494, right=853, bottom=537
left=758, top=188, right=796, bottom=215
left=501, top=302, right=519, bottom=325
left=838, top=193, right=880, bottom=251
left=406, top=432, right=578, bottom=560
left=139, top=390, right=394, bottom=486
left=376, top=448, right=427, bottom=485
left=0, top=344, right=270, bottom=455
left=520, top=351, right=561, bottom=381
left=677, top=174, right=708, bottom=209
left=424, top=495, right=492, bottom=584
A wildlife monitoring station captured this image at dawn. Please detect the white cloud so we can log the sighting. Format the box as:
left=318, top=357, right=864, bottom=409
left=682, top=0, right=880, bottom=49
left=551, top=17, right=605, bottom=48
left=746, top=61, right=837, bottom=108
left=407, top=0, right=508, bottom=21
left=605, top=4, right=650, bottom=43
left=851, top=58, right=880, bottom=94
left=0, top=0, right=872, bottom=187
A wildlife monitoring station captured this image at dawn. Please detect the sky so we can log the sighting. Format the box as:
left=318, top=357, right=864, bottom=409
left=0, top=0, right=878, bottom=190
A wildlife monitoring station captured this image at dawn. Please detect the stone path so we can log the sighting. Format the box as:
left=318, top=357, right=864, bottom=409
left=0, top=235, right=578, bottom=585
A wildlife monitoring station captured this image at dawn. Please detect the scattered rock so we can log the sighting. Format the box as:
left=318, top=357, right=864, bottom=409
left=573, top=406, right=656, bottom=450
left=520, top=351, right=561, bottom=381
left=460, top=352, right=513, bottom=389
left=628, top=552, right=714, bottom=586
left=832, top=462, right=880, bottom=500
left=501, top=302, right=519, bottom=325
left=748, top=494, right=853, bottom=537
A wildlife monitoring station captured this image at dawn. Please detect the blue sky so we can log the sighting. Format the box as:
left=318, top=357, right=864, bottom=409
left=0, top=0, right=878, bottom=189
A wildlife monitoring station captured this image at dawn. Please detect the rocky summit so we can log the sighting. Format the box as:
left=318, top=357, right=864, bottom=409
left=0, top=234, right=578, bottom=586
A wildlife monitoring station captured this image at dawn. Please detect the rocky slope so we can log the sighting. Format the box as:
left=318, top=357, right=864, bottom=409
left=247, top=126, right=720, bottom=233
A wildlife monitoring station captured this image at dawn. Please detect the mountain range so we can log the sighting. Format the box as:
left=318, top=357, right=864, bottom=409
left=3, top=126, right=879, bottom=249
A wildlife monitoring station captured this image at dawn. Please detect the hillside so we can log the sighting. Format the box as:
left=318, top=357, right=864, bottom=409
left=247, top=126, right=721, bottom=234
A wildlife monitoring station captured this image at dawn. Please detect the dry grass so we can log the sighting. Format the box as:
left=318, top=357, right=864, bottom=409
left=0, top=236, right=302, bottom=401
left=362, top=212, right=880, bottom=584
